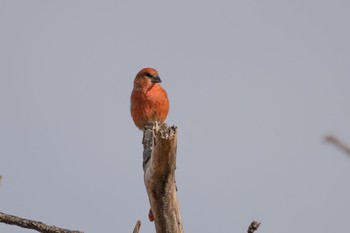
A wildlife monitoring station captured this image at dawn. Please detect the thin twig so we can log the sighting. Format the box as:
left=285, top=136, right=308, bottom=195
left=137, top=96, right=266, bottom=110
left=0, top=212, right=83, bottom=233
left=132, top=220, right=141, bottom=233
left=247, top=220, right=260, bottom=233
left=325, top=134, right=350, bottom=156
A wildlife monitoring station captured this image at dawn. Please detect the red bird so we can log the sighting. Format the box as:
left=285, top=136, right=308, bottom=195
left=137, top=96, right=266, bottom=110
left=130, top=67, right=169, bottom=222
left=130, top=67, right=169, bottom=130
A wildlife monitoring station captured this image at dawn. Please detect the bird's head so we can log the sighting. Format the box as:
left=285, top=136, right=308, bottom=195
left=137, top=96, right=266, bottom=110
left=133, top=67, right=162, bottom=92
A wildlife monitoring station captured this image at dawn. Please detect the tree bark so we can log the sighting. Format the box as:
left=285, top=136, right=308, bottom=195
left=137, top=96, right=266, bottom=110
left=325, top=134, right=350, bottom=156
left=247, top=221, right=260, bottom=233
left=0, top=212, right=83, bottom=233
left=142, top=123, right=184, bottom=233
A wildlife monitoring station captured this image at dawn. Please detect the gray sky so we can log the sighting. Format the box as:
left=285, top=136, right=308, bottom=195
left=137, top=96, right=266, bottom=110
left=1, top=1, right=350, bottom=233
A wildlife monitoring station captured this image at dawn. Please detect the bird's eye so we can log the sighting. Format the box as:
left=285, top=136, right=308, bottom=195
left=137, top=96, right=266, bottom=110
left=145, top=73, right=153, bottom=78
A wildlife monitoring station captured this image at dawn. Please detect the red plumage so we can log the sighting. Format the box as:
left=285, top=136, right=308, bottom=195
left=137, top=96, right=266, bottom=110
left=130, top=68, right=169, bottom=129
left=130, top=67, right=170, bottom=222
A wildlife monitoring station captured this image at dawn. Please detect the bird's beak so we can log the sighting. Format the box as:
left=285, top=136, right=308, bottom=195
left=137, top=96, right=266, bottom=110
left=150, top=75, right=162, bottom=83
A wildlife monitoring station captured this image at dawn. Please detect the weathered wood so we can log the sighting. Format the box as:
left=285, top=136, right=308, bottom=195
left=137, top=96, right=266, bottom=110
left=325, top=134, right=350, bottom=156
left=143, top=123, right=183, bottom=233
left=0, top=212, right=83, bottom=233
left=247, top=221, right=260, bottom=233
left=133, top=220, right=141, bottom=233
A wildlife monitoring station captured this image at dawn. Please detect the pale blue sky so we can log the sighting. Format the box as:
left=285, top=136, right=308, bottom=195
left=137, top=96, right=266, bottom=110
left=1, top=1, right=350, bottom=233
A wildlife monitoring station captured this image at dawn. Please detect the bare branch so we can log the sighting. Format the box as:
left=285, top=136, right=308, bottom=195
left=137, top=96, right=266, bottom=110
left=0, top=212, right=83, bottom=233
left=143, top=123, right=184, bottom=233
left=132, top=220, right=141, bottom=233
left=247, top=221, right=260, bottom=233
left=324, top=134, right=350, bottom=156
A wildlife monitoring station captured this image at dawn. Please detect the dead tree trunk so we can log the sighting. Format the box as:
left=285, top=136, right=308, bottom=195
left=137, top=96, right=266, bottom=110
left=142, top=123, right=184, bottom=233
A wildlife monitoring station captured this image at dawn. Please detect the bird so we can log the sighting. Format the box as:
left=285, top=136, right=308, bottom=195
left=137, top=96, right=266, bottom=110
left=130, top=67, right=170, bottom=222
left=130, top=67, right=169, bottom=130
